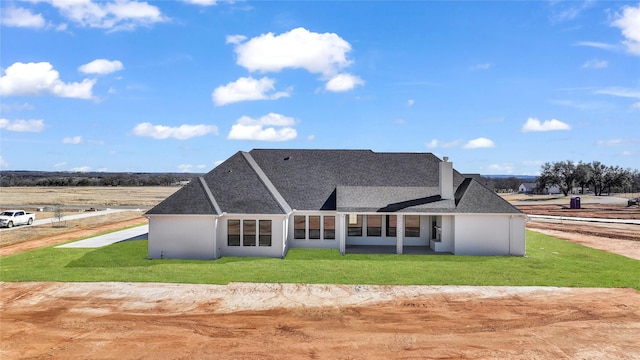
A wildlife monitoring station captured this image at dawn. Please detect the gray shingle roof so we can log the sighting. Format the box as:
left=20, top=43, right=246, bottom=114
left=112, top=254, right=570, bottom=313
left=146, top=149, right=522, bottom=215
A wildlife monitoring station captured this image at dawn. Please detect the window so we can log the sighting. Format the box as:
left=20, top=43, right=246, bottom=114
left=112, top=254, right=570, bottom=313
left=386, top=216, right=397, bottom=237
left=367, top=215, right=382, bottom=236
left=259, top=220, right=272, bottom=246
left=309, top=216, right=321, bottom=239
left=348, top=214, right=363, bottom=236
left=228, top=219, right=272, bottom=247
left=324, top=216, right=335, bottom=240
left=294, top=216, right=306, bottom=239
left=405, top=215, right=420, bottom=237
left=243, top=220, right=256, bottom=246
left=228, top=220, right=240, bottom=246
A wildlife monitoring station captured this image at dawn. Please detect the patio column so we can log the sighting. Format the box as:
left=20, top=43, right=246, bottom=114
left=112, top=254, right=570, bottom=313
left=396, top=214, right=404, bottom=254
left=338, top=214, right=346, bottom=255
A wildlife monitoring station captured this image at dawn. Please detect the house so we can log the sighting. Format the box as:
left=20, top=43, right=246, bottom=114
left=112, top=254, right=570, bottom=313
left=518, top=182, right=537, bottom=194
left=145, top=149, right=526, bottom=259
left=519, top=182, right=561, bottom=195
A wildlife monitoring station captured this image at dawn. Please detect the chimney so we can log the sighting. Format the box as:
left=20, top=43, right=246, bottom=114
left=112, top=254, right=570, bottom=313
left=439, top=157, right=453, bottom=200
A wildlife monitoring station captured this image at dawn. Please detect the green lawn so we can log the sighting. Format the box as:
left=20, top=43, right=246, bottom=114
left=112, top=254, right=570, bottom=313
left=1, top=231, right=638, bottom=289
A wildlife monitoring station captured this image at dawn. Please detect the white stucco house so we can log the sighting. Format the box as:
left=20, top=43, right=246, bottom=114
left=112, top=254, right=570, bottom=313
left=519, top=182, right=561, bottom=195
left=146, top=149, right=526, bottom=259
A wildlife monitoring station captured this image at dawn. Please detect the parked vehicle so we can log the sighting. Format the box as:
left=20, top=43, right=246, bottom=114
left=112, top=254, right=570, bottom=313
left=0, top=210, right=36, bottom=228
left=629, top=197, right=639, bottom=207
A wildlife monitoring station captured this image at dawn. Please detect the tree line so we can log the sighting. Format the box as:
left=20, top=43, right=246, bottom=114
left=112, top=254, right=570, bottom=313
left=537, top=160, right=639, bottom=196
left=0, top=171, right=200, bottom=187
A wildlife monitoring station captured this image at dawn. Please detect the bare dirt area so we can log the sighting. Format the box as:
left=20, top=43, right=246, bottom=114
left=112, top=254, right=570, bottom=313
left=1, top=282, right=639, bottom=360
left=518, top=203, right=640, bottom=260
left=518, top=203, right=640, bottom=220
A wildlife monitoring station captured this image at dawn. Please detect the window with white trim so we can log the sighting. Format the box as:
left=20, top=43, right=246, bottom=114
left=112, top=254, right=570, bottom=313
left=293, top=215, right=336, bottom=240
left=405, top=215, right=420, bottom=237
left=227, top=219, right=272, bottom=247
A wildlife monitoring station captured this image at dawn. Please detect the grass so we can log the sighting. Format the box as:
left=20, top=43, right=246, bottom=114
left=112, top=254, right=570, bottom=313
left=1, top=231, right=638, bottom=290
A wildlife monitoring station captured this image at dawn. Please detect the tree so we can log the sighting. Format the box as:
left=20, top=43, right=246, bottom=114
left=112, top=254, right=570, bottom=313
left=603, top=166, right=631, bottom=195
left=574, top=161, right=592, bottom=194
left=537, top=160, right=576, bottom=196
left=590, top=161, right=607, bottom=196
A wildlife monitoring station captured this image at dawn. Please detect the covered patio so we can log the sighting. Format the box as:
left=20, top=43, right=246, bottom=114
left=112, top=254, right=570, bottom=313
left=345, top=245, right=443, bottom=255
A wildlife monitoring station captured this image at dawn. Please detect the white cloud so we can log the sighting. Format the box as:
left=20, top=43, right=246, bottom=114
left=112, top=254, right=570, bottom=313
left=212, top=76, right=290, bottom=106
left=611, top=4, right=640, bottom=56
left=594, top=87, right=640, bottom=99
left=1, top=7, right=46, bottom=28
left=325, top=73, right=364, bottom=92
left=621, top=150, right=637, bottom=157
left=549, top=0, right=594, bottom=22
left=182, top=0, right=217, bottom=6
left=407, top=99, right=415, bottom=107
left=0, top=62, right=95, bottom=99
left=0, top=119, right=45, bottom=132
left=62, top=136, right=82, bottom=144
left=0, top=156, right=8, bottom=169
left=227, top=113, right=297, bottom=141
left=470, top=63, right=491, bottom=71
left=522, top=118, right=571, bottom=132
left=574, top=41, right=617, bottom=51
left=582, top=59, right=608, bottom=69
left=463, top=137, right=495, bottom=149
left=43, top=0, right=167, bottom=31
left=226, top=34, right=247, bottom=44
left=486, top=163, right=513, bottom=174
left=54, top=162, right=68, bottom=168
left=232, top=27, right=353, bottom=76
left=632, top=102, right=640, bottom=109
left=71, top=166, right=91, bottom=172
left=425, top=139, right=461, bottom=149
left=78, top=59, right=124, bottom=74
left=0, top=102, right=35, bottom=112
left=177, top=164, right=207, bottom=172
left=597, top=139, right=625, bottom=146
left=132, top=122, right=218, bottom=140
left=522, top=160, right=544, bottom=167
left=425, top=139, right=439, bottom=149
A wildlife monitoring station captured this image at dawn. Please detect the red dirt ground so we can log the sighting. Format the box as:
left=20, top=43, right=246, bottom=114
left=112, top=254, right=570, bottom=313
left=1, top=282, right=639, bottom=360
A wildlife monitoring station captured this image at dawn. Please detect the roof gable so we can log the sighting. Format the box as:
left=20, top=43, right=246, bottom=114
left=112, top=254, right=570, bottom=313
left=456, top=178, right=521, bottom=214
left=146, top=177, right=217, bottom=215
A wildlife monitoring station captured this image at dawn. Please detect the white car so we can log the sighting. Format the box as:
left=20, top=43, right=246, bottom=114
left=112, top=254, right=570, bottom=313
left=0, top=210, right=36, bottom=228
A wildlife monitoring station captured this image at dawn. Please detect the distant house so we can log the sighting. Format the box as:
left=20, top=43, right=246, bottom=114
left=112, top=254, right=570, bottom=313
left=519, top=182, right=561, bottom=195
left=146, top=149, right=526, bottom=259
left=518, top=182, right=537, bottom=194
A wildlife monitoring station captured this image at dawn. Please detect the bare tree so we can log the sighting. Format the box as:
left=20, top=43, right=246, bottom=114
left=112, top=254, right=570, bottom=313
left=52, top=204, right=66, bottom=228
left=537, top=160, right=576, bottom=196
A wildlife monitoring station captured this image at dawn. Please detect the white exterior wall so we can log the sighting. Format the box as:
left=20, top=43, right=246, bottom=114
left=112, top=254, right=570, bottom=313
left=509, top=215, right=526, bottom=256
left=453, top=215, right=526, bottom=256
left=218, top=215, right=287, bottom=258
left=148, top=215, right=216, bottom=260
left=431, top=215, right=454, bottom=253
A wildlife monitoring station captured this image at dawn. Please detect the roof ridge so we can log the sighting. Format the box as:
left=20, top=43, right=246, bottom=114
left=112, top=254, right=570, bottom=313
left=241, top=151, right=293, bottom=213
left=198, top=176, right=222, bottom=214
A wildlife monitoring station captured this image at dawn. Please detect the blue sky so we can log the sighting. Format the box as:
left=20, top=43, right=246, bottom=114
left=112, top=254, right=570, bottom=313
left=1, top=0, right=639, bottom=175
